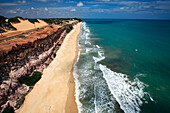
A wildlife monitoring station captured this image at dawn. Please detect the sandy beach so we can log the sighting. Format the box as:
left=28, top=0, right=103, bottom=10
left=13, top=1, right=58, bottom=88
left=17, top=22, right=82, bottom=113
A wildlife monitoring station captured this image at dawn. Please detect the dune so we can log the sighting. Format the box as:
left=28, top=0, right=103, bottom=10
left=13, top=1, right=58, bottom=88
left=17, top=22, right=82, bottom=113
left=11, top=19, right=48, bottom=31
left=2, top=19, right=48, bottom=38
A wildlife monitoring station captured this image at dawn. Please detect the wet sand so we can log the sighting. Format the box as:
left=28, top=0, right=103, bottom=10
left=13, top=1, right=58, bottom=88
left=17, top=22, right=82, bottom=113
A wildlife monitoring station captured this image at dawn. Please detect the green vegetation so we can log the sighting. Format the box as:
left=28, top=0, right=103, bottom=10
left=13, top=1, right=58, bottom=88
left=15, top=44, right=20, bottom=47
left=28, top=19, right=39, bottom=24
left=2, top=106, right=14, bottom=113
left=73, top=18, right=83, bottom=22
left=66, top=26, right=73, bottom=33
left=0, top=16, right=7, bottom=21
left=15, top=95, right=25, bottom=109
left=57, top=43, right=61, bottom=46
left=8, top=17, right=20, bottom=23
left=53, top=53, right=56, bottom=57
left=41, top=18, right=63, bottom=25
left=0, top=15, right=82, bottom=34
left=0, top=16, right=17, bottom=32
left=41, top=19, right=54, bottom=24
left=18, top=71, right=42, bottom=86
left=0, top=28, right=5, bottom=34
left=15, top=16, right=25, bottom=20
left=50, top=25, right=53, bottom=28
left=18, top=35, right=26, bottom=39
left=28, top=19, right=39, bottom=29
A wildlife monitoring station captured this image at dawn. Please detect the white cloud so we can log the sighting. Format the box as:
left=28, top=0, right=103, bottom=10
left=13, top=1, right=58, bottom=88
left=77, top=2, right=83, bottom=7
left=97, top=0, right=110, bottom=1
left=0, top=3, right=18, bottom=6
left=70, top=8, right=76, bottom=11
left=35, top=0, right=47, bottom=2
left=56, top=0, right=62, bottom=2
left=120, top=7, right=125, bottom=10
left=8, top=10, right=17, bottom=14
left=45, top=8, right=48, bottom=11
left=16, top=0, right=26, bottom=4
left=31, top=7, right=34, bottom=10
left=66, top=1, right=77, bottom=3
left=0, top=0, right=26, bottom=6
left=50, top=3, right=56, bottom=5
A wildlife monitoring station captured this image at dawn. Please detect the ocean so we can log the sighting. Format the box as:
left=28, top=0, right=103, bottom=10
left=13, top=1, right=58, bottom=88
left=73, top=19, right=170, bottom=113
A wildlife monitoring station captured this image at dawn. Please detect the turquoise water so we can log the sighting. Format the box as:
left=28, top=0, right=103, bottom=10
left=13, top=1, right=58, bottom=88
left=74, top=19, right=170, bottom=113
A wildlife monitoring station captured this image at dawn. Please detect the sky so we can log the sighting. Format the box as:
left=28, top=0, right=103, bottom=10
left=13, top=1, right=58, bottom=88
left=0, top=0, right=170, bottom=19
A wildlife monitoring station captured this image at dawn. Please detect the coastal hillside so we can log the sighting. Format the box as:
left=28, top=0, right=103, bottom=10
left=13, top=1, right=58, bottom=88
left=0, top=16, right=80, bottom=39
left=0, top=16, right=82, bottom=112
left=10, top=18, right=48, bottom=32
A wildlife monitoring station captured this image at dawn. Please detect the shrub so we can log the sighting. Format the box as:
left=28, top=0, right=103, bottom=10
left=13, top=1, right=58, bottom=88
left=18, top=71, right=42, bottom=86
left=0, top=15, right=7, bottom=20
left=0, top=16, right=8, bottom=27
left=41, top=19, right=64, bottom=25
left=2, top=106, right=14, bottom=113
left=0, top=28, right=5, bottom=33
left=73, top=18, right=83, bottom=22
left=15, top=16, right=25, bottom=20
left=8, top=17, right=20, bottom=23
left=15, top=95, right=25, bottom=109
left=15, top=44, right=20, bottom=47
left=53, top=53, right=56, bottom=57
left=66, top=26, right=73, bottom=33
left=57, top=43, right=61, bottom=46
left=18, top=35, right=26, bottom=38
left=28, top=19, right=39, bottom=24
left=41, top=19, right=53, bottom=24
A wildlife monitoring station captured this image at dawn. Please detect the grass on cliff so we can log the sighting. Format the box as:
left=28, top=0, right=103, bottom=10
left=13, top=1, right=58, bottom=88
left=2, top=106, right=14, bottom=113
left=41, top=19, right=63, bottom=25
left=28, top=19, right=39, bottom=24
left=8, top=17, right=20, bottom=23
left=0, top=16, right=17, bottom=32
left=15, top=95, right=25, bottom=109
left=18, top=71, right=42, bottom=86
left=18, top=35, right=26, bottom=39
left=66, top=26, right=73, bottom=33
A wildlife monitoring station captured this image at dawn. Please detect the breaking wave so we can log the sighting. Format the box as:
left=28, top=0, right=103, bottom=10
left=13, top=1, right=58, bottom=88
left=73, top=22, right=152, bottom=113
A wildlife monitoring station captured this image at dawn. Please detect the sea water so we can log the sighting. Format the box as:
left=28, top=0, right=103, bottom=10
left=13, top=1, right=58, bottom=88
left=73, top=19, right=170, bottom=113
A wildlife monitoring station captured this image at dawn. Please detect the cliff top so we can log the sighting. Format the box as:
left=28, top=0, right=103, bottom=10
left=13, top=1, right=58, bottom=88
left=0, top=26, right=59, bottom=55
left=0, top=16, right=82, bottom=39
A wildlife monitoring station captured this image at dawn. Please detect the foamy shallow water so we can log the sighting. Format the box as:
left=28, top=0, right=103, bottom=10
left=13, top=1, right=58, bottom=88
left=73, top=22, right=154, bottom=113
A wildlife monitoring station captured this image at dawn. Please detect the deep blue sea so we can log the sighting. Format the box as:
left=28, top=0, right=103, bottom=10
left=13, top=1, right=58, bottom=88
left=73, top=19, right=170, bottom=113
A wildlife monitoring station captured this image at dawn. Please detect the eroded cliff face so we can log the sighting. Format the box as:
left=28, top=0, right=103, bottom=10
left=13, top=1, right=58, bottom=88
left=0, top=23, right=76, bottom=111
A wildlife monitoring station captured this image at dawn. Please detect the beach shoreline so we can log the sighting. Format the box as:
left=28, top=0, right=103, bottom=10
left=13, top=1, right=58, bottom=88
left=17, top=22, right=82, bottom=113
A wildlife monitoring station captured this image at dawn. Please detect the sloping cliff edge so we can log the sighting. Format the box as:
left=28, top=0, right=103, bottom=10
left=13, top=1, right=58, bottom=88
left=0, top=20, right=80, bottom=112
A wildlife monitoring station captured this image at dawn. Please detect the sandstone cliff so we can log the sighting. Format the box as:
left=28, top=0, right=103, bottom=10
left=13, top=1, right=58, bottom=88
left=0, top=22, right=77, bottom=112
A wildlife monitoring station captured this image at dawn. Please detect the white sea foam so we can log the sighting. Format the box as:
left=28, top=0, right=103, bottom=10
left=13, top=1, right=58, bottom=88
left=73, top=49, right=82, bottom=113
left=75, top=21, right=153, bottom=113
left=98, top=51, right=104, bottom=57
left=93, top=56, right=105, bottom=63
left=73, top=22, right=89, bottom=113
left=86, top=48, right=92, bottom=53
left=99, top=64, right=147, bottom=113
left=96, top=45, right=100, bottom=48
left=93, top=47, right=105, bottom=63
left=85, top=40, right=91, bottom=45
left=136, top=73, right=146, bottom=77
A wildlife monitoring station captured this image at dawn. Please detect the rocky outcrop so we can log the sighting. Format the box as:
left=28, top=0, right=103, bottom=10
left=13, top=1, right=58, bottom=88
left=0, top=22, right=77, bottom=112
